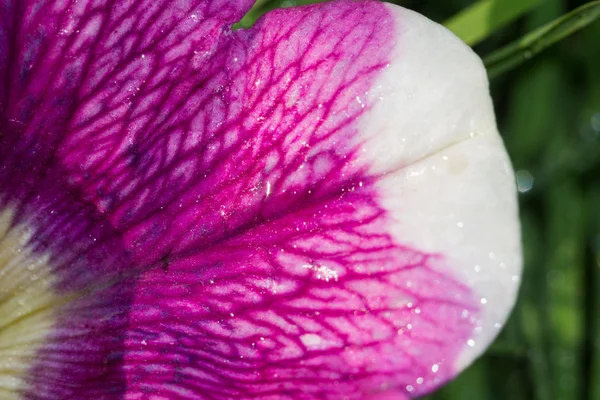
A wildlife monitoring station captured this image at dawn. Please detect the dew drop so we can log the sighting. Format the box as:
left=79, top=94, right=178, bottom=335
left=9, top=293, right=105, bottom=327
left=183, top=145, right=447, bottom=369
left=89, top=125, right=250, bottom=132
left=516, top=170, right=534, bottom=193
left=300, top=333, right=323, bottom=349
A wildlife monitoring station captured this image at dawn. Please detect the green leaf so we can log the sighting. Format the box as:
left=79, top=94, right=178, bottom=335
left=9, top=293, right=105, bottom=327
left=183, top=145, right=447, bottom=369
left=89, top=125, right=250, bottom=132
left=484, top=1, right=600, bottom=78
left=443, top=0, right=545, bottom=46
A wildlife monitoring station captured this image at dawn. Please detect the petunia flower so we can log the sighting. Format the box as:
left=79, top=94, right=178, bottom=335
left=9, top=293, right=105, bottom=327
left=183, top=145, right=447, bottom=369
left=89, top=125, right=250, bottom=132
left=0, top=0, right=521, bottom=399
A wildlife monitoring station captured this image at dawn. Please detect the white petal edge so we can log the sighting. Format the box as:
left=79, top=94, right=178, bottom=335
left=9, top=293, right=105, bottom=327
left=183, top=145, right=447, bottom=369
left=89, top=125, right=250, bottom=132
left=357, top=5, right=522, bottom=372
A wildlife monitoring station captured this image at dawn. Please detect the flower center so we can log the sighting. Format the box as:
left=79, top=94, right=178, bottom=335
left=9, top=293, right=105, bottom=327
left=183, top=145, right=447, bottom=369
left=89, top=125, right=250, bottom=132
left=0, top=207, right=60, bottom=394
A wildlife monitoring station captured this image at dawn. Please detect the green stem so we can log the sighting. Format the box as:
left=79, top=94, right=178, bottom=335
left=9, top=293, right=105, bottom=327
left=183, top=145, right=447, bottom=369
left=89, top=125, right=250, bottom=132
left=485, top=1, right=600, bottom=78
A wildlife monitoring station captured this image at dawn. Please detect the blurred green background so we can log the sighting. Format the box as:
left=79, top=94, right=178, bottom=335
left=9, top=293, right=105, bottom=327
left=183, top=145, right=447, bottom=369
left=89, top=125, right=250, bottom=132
left=243, top=1, right=600, bottom=399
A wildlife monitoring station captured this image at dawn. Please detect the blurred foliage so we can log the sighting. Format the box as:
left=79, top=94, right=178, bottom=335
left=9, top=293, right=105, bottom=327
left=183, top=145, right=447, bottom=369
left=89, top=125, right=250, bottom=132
left=241, top=0, right=600, bottom=399
left=444, top=0, right=544, bottom=46
left=484, top=1, right=600, bottom=78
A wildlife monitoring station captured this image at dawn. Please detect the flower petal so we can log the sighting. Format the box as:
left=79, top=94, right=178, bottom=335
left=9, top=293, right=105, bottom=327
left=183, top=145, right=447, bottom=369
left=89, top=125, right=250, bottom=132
left=0, top=0, right=521, bottom=399
left=354, top=6, right=522, bottom=369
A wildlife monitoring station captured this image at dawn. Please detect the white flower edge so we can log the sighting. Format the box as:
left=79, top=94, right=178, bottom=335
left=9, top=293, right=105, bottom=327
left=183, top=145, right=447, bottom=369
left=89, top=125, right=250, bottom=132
left=358, top=4, right=522, bottom=373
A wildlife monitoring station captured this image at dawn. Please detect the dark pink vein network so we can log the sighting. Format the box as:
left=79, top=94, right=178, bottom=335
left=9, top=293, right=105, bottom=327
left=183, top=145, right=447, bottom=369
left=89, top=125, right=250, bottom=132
left=0, top=0, right=479, bottom=399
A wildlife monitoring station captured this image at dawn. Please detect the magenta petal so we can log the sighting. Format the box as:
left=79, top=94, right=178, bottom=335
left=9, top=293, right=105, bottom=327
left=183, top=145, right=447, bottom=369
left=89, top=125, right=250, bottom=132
left=0, top=0, right=494, bottom=399
left=125, top=194, right=476, bottom=398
